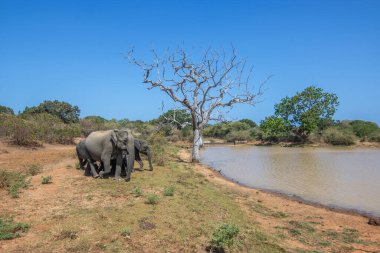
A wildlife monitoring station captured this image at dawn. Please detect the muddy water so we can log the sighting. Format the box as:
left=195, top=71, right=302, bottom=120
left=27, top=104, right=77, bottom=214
left=200, top=146, right=380, bottom=217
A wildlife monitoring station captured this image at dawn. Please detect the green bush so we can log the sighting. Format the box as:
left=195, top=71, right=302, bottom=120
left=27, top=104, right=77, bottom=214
left=210, top=223, right=240, bottom=250
left=0, top=170, right=30, bottom=198
left=145, top=194, right=159, bottom=205
left=41, top=175, right=52, bottom=184
left=350, top=120, right=379, bottom=139
left=148, top=133, right=168, bottom=166
left=322, top=127, right=356, bottom=145
left=163, top=185, right=174, bottom=196
left=225, top=130, right=252, bottom=142
left=0, top=218, right=29, bottom=240
left=0, top=113, right=80, bottom=146
left=131, top=187, right=143, bottom=197
left=260, top=116, right=291, bottom=141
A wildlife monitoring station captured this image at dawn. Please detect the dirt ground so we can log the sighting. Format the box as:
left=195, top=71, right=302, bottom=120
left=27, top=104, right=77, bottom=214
left=0, top=142, right=379, bottom=252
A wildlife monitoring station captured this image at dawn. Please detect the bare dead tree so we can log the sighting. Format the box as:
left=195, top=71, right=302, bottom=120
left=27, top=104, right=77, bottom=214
left=129, top=46, right=264, bottom=162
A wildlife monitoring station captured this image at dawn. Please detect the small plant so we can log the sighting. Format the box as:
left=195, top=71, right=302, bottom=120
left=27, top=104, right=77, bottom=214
left=163, top=185, right=174, bottom=196
left=41, top=175, right=52, bottom=184
left=55, top=229, right=78, bottom=240
left=0, top=218, right=29, bottom=240
left=0, top=170, right=30, bottom=198
left=75, top=162, right=81, bottom=170
left=131, top=187, right=143, bottom=197
left=145, top=194, right=159, bottom=205
left=120, top=227, right=131, bottom=237
left=25, top=164, right=43, bottom=175
left=210, top=223, right=240, bottom=251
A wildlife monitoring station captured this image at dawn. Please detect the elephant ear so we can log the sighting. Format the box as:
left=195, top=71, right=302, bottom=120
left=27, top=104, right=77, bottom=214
left=111, top=129, right=119, bottom=143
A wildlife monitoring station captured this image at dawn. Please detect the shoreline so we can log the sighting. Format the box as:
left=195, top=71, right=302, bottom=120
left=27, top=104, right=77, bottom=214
left=180, top=148, right=380, bottom=224
left=211, top=168, right=380, bottom=220
left=197, top=143, right=380, bottom=220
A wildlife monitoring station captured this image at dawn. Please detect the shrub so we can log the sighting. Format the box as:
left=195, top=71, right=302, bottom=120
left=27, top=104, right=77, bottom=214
left=145, top=194, right=159, bottom=205
left=0, top=218, right=29, bottom=240
left=0, top=170, right=30, bottom=198
left=163, top=185, right=174, bottom=196
left=120, top=228, right=132, bottom=237
left=225, top=130, right=252, bottom=142
left=41, top=175, right=52, bottom=184
left=350, top=120, right=379, bottom=140
left=260, top=116, right=291, bottom=142
left=148, top=133, right=168, bottom=166
left=25, top=164, right=43, bottom=176
left=210, top=223, right=240, bottom=250
left=322, top=127, right=356, bottom=145
left=131, top=187, right=143, bottom=197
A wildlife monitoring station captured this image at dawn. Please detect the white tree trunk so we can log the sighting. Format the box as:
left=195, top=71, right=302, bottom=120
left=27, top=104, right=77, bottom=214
left=192, top=128, right=202, bottom=162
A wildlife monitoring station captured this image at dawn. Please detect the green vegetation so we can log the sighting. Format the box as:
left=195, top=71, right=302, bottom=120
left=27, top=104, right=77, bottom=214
left=41, top=175, right=53, bottom=184
left=274, top=86, right=339, bottom=140
left=120, top=227, right=132, bottom=237
left=0, top=105, right=14, bottom=115
left=131, top=186, right=143, bottom=197
left=21, top=100, right=80, bottom=123
left=1, top=93, right=379, bottom=147
left=163, top=185, right=175, bottom=196
left=0, top=218, right=29, bottom=240
left=145, top=194, right=159, bottom=205
left=210, top=223, right=240, bottom=251
left=0, top=170, right=30, bottom=198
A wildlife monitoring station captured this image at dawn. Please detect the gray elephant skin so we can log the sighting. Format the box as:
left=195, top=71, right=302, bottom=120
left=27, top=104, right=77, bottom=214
left=84, top=129, right=135, bottom=180
left=76, top=140, right=99, bottom=176
left=134, top=139, right=153, bottom=171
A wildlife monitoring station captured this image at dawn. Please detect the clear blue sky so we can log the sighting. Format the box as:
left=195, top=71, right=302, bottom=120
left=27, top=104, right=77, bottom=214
left=1, top=0, right=379, bottom=124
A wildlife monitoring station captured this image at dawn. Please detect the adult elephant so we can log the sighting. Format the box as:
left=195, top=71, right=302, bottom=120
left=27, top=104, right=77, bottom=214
left=85, top=129, right=135, bottom=181
left=134, top=139, right=153, bottom=171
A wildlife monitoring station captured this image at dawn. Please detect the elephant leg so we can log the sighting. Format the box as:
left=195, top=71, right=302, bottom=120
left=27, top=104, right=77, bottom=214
left=135, top=151, right=144, bottom=170
left=146, top=150, right=153, bottom=171
left=113, top=154, right=123, bottom=181
left=99, top=153, right=112, bottom=178
left=88, top=160, right=99, bottom=178
left=137, top=159, right=144, bottom=170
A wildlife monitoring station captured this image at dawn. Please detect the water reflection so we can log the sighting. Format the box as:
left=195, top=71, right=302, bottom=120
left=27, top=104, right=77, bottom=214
left=200, top=146, right=380, bottom=217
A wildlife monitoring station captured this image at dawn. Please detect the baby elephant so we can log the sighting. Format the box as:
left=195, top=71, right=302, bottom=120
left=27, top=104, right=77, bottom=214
left=134, top=139, right=153, bottom=171
left=76, top=140, right=100, bottom=177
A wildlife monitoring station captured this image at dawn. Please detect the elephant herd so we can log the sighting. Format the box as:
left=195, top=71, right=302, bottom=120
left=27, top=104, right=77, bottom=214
left=76, top=129, right=153, bottom=181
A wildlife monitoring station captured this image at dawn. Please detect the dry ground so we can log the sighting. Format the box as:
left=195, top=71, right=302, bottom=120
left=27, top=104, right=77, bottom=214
left=0, top=141, right=379, bottom=253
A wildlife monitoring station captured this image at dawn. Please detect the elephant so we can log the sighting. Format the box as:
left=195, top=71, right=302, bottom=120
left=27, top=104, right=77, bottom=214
left=84, top=129, right=135, bottom=181
left=134, top=139, right=153, bottom=171
left=76, top=140, right=99, bottom=177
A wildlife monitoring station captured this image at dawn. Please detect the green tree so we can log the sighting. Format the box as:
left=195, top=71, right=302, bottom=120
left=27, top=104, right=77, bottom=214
left=350, top=120, right=379, bottom=139
left=260, top=116, right=290, bottom=141
left=238, top=118, right=257, bottom=128
left=155, top=109, right=192, bottom=130
left=0, top=105, right=14, bottom=115
left=22, top=100, right=80, bottom=123
left=274, top=86, right=339, bottom=140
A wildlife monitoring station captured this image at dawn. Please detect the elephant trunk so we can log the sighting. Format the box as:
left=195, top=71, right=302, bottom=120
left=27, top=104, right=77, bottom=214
left=146, top=149, right=153, bottom=170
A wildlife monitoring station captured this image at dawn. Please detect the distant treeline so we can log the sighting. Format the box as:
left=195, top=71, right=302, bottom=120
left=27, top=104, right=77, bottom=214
left=1, top=86, right=380, bottom=147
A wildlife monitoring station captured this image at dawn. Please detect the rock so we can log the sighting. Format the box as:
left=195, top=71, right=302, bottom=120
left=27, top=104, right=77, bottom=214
left=368, top=218, right=380, bottom=226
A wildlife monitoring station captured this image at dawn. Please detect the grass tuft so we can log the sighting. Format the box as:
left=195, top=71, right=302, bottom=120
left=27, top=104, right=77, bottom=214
left=0, top=218, right=29, bottom=240
left=41, top=175, right=52, bottom=184
left=163, top=185, right=175, bottom=196
left=145, top=194, right=159, bottom=205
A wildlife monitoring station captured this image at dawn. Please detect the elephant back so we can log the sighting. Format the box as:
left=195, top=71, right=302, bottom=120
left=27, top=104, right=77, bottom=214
left=84, top=130, right=113, bottom=161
